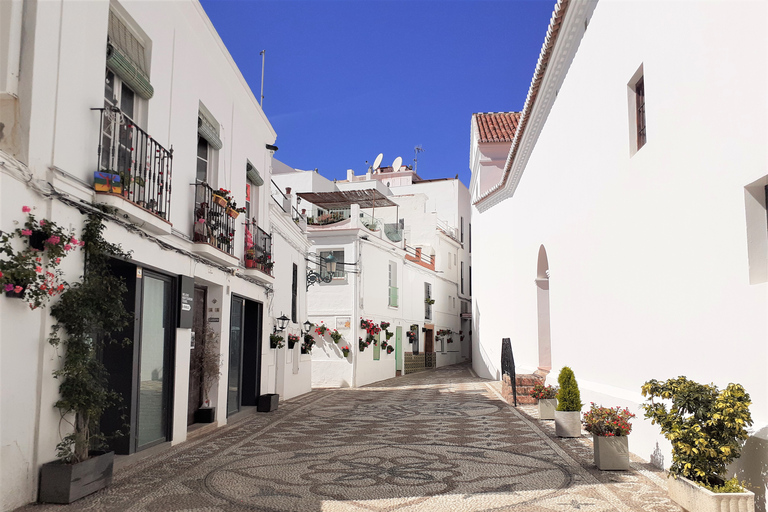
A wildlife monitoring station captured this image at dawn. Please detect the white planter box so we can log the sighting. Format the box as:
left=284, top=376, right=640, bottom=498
left=667, top=475, right=755, bottom=512
left=554, top=410, right=581, bottom=437
left=538, top=398, right=556, bottom=420
left=593, top=435, right=629, bottom=470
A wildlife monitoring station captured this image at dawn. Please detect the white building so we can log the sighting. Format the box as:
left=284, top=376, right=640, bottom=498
left=0, top=1, right=309, bottom=509
left=273, top=162, right=472, bottom=387
left=469, top=0, right=767, bottom=506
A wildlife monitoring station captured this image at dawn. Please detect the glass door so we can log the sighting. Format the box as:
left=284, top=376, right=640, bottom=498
left=136, top=273, right=174, bottom=450
left=227, top=296, right=244, bottom=416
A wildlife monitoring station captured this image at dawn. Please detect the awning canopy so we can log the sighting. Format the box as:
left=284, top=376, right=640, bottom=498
left=297, top=189, right=397, bottom=209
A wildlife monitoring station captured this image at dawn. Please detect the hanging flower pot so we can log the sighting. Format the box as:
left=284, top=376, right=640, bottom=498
left=386, top=346, right=394, bottom=354
left=226, top=207, right=240, bottom=219
left=341, top=346, right=350, bottom=357
left=212, top=195, right=228, bottom=208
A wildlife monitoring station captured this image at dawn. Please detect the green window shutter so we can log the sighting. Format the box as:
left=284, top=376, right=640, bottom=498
left=197, top=115, right=222, bottom=150
left=246, top=161, right=264, bottom=186
left=106, top=44, right=154, bottom=100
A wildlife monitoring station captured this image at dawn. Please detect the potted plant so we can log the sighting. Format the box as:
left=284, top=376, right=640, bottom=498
left=211, top=188, right=231, bottom=208
left=641, top=377, right=754, bottom=511
left=269, top=333, right=284, bottom=349
left=315, top=323, right=328, bottom=336
left=341, top=345, right=350, bottom=357
left=287, top=333, right=299, bottom=349
left=39, top=213, right=132, bottom=504
left=191, top=326, right=223, bottom=423
left=0, top=207, right=78, bottom=308
left=425, top=297, right=435, bottom=305
left=301, top=334, right=315, bottom=354
left=554, top=366, right=583, bottom=437
left=226, top=201, right=246, bottom=219
left=244, top=248, right=256, bottom=268
left=358, top=337, right=367, bottom=352
left=386, top=345, right=394, bottom=354
left=530, top=384, right=558, bottom=420
left=582, top=403, right=635, bottom=470
left=329, top=329, right=342, bottom=343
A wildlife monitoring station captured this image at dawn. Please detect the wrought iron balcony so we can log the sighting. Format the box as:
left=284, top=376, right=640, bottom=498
left=192, top=182, right=237, bottom=255
left=244, top=222, right=273, bottom=275
left=95, top=107, right=173, bottom=220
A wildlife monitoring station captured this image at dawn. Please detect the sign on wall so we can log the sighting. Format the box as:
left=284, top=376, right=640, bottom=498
left=178, top=275, right=194, bottom=328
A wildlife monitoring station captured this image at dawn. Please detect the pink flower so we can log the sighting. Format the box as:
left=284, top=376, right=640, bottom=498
left=39, top=220, right=46, bottom=226
left=35, top=266, right=42, bottom=273
left=4, top=284, right=13, bottom=292
left=46, top=236, right=60, bottom=245
left=21, top=229, right=32, bottom=236
left=22, top=206, right=31, bottom=213
left=64, top=244, right=72, bottom=251
left=55, top=258, right=61, bottom=264
left=79, top=241, right=85, bottom=247
left=197, top=218, right=205, bottom=224
left=14, top=286, right=22, bottom=293
left=70, top=237, right=78, bottom=244
left=0, top=271, right=3, bottom=279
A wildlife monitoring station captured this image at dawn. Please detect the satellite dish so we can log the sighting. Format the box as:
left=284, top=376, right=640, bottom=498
left=392, top=156, right=402, bottom=172
left=373, top=153, right=383, bottom=171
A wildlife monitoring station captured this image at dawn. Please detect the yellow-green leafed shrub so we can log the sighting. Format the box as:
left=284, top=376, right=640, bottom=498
left=641, top=377, right=753, bottom=491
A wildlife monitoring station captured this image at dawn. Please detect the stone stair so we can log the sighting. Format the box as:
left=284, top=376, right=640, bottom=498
left=501, top=373, right=545, bottom=405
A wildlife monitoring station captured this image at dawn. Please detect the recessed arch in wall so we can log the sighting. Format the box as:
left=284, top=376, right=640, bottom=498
left=535, top=245, right=552, bottom=375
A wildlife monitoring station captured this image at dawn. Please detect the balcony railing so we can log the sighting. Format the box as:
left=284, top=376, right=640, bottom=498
left=192, top=182, right=237, bottom=255
left=307, top=208, right=351, bottom=226
left=360, top=211, right=379, bottom=231
left=405, top=245, right=435, bottom=269
left=244, top=221, right=273, bottom=275
left=96, top=106, right=173, bottom=219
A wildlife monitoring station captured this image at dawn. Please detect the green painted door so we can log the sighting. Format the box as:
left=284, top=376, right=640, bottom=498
left=395, top=326, right=402, bottom=373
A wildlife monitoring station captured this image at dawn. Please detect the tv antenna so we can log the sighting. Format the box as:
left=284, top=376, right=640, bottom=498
left=413, top=145, right=424, bottom=173
left=259, top=50, right=266, bottom=107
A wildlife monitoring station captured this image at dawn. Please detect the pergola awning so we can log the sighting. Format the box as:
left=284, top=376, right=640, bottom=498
left=297, top=189, right=397, bottom=209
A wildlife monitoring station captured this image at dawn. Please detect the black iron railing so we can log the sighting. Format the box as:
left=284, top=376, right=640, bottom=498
left=244, top=221, right=273, bottom=275
left=307, top=208, right=351, bottom=226
left=192, top=182, right=237, bottom=255
left=501, top=338, right=517, bottom=406
left=95, top=107, right=173, bottom=220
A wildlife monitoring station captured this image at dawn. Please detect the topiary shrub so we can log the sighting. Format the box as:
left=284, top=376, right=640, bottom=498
left=641, top=376, right=753, bottom=490
left=556, top=366, right=582, bottom=412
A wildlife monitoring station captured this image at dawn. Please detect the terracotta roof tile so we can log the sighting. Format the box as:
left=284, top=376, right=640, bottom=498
left=474, top=112, right=521, bottom=143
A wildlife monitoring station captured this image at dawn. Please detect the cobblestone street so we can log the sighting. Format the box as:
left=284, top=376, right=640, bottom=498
left=19, top=363, right=680, bottom=511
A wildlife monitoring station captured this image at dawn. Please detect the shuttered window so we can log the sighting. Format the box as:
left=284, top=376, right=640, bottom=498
left=106, top=11, right=153, bottom=99
left=292, top=263, right=298, bottom=323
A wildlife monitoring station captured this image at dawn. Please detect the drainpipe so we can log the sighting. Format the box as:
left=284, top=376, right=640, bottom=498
left=351, top=235, right=361, bottom=388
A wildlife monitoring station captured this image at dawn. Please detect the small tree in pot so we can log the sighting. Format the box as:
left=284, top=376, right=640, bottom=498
left=191, top=325, right=222, bottom=422
left=641, top=377, right=754, bottom=511
left=555, top=366, right=583, bottom=437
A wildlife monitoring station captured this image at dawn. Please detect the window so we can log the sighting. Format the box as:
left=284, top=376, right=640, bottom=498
left=424, top=282, right=432, bottom=320
left=291, top=263, right=298, bottom=323
left=635, top=77, right=646, bottom=150
left=388, top=261, right=398, bottom=307
left=469, top=265, right=472, bottom=296
left=628, top=64, right=646, bottom=156
left=447, top=251, right=451, bottom=269
left=469, top=223, right=472, bottom=253
left=320, top=250, right=345, bottom=281
left=101, top=68, right=139, bottom=175
left=196, top=136, right=209, bottom=182
left=461, top=216, right=464, bottom=243
left=461, top=262, right=464, bottom=295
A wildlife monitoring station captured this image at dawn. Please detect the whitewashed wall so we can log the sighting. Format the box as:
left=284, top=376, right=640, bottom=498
left=471, top=0, right=767, bottom=503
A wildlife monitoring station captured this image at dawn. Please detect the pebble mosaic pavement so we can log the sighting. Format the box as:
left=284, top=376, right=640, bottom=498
left=19, top=363, right=681, bottom=511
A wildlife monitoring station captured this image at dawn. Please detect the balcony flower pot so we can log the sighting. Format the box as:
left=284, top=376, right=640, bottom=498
left=592, top=435, right=630, bottom=470
left=667, top=475, right=755, bottom=512
left=257, top=393, right=279, bottom=412
left=538, top=398, right=557, bottom=420
left=226, top=207, right=240, bottom=219
left=245, top=259, right=256, bottom=268
left=212, top=195, right=228, bottom=208
left=194, top=407, right=216, bottom=424
left=39, top=450, right=114, bottom=504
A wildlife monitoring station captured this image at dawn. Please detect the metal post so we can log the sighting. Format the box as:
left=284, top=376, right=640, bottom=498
left=259, top=50, right=265, bottom=108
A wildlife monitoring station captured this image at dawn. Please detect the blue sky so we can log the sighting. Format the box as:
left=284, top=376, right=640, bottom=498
left=200, top=0, right=556, bottom=187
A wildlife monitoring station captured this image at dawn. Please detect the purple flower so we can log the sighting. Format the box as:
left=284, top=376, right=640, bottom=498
left=4, top=284, right=14, bottom=292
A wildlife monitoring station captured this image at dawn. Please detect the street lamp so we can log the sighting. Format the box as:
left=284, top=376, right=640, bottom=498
left=306, top=252, right=338, bottom=290
left=302, top=320, right=313, bottom=335
left=274, top=314, right=289, bottom=333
